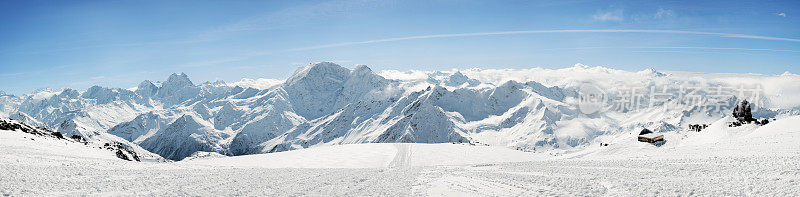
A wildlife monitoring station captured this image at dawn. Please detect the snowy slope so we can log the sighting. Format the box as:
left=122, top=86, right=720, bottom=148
left=0, top=118, right=165, bottom=162
left=183, top=143, right=537, bottom=168
left=1, top=129, right=122, bottom=161
left=1, top=115, right=799, bottom=196
left=561, top=115, right=800, bottom=160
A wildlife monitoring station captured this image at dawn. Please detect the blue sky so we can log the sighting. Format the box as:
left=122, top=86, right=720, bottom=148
left=1, top=0, right=798, bottom=95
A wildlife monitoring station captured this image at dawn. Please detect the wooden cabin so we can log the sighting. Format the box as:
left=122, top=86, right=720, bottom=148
left=637, top=128, right=664, bottom=143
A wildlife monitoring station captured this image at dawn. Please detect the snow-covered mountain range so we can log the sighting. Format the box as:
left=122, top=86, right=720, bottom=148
left=1, top=62, right=798, bottom=160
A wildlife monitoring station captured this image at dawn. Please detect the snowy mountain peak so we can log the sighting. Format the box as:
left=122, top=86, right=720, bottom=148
left=165, top=73, right=194, bottom=87
left=138, top=80, right=157, bottom=87
left=445, top=71, right=480, bottom=87
left=208, top=80, right=226, bottom=86
left=28, top=88, right=79, bottom=101
left=81, top=86, right=133, bottom=104
left=139, top=113, right=229, bottom=160
left=451, top=71, right=466, bottom=78
left=639, top=68, right=668, bottom=77
left=285, top=62, right=350, bottom=86
left=60, top=88, right=81, bottom=98
left=136, top=80, right=159, bottom=97
left=352, top=64, right=373, bottom=75
left=498, top=80, right=522, bottom=89
left=174, top=114, right=199, bottom=127
left=83, top=85, right=106, bottom=94
left=230, top=78, right=283, bottom=90
left=281, top=62, right=391, bottom=120
left=155, top=73, right=201, bottom=106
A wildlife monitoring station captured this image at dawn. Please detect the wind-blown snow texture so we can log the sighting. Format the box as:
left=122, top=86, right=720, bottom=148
left=1, top=62, right=799, bottom=161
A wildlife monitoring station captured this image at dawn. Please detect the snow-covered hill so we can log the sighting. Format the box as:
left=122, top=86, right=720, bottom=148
left=1, top=62, right=799, bottom=160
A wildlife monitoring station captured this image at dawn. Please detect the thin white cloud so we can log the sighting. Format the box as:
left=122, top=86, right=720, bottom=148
left=777, top=12, right=787, bottom=17
left=654, top=8, right=675, bottom=19
left=593, top=9, right=624, bottom=22
left=631, top=50, right=752, bottom=55
left=289, top=29, right=800, bottom=51
left=543, top=46, right=799, bottom=53
left=0, top=72, right=24, bottom=77
left=632, top=46, right=799, bottom=53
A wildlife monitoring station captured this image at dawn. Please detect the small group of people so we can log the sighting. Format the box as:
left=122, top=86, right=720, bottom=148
left=688, top=124, right=708, bottom=132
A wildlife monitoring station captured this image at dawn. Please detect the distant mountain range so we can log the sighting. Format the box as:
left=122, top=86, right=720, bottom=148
left=1, top=62, right=798, bottom=160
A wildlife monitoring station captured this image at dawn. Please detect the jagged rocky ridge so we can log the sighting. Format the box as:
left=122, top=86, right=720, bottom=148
left=0, top=62, right=797, bottom=160
left=0, top=118, right=151, bottom=161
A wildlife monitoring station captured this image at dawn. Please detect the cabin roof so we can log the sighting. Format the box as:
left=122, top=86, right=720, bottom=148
left=639, top=128, right=653, bottom=135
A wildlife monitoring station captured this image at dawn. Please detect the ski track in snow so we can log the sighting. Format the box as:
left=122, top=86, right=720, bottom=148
left=389, top=143, right=412, bottom=168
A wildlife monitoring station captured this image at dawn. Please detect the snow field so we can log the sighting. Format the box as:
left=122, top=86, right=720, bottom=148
left=182, top=143, right=539, bottom=168
left=2, top=119, right=800, bottom=196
